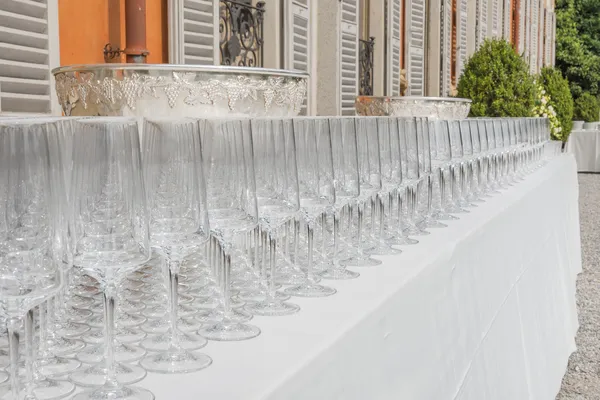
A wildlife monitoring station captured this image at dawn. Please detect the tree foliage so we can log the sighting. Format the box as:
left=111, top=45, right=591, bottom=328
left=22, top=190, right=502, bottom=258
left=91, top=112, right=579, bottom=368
left=573, top=92, right=600, bottom=122
left=539, top=67, right=574, bottom=139
left=457, top=39, right=536, bottom=117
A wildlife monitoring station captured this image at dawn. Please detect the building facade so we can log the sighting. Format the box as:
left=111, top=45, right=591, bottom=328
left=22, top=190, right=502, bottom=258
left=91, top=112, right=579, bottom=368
left=0, top=0, right=556, bottom=116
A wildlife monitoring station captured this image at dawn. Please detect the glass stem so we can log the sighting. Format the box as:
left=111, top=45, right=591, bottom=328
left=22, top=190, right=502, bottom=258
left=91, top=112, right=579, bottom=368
left=440, top=168, right=447, bottom=213
left=356, top=202, right=364, bottom=253
left=261, top=230, right=268, bottom=285
left=103, top=283, right=118, bottom=389
left=332, top=210, right=340, bottom=269
left=378, top=194, right=386, bottom=242
left=426, top=174, right=433, bottom=217
left=267, top=232, right=277, bottom=300
left=222, top=250, right=232, bottom=317
left=39, top=302, right=48, bottom=359
left=396, top=189, right=405, bottom=234
left=7, top=316, right=21, bottom=400
left=293, top=219, right=300, bottom=267
left=168, top=259, right=181, bottom=350
left=306, top=223, right=315, bottom=283
left=406, top=185, right=415, bottom=226
left=321, top=213, right=327, bottom=259
left=24, top=309, right=35, bottom=398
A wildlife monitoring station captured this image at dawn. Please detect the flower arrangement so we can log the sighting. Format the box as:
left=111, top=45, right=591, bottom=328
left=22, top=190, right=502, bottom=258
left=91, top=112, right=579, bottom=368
left=532, top=83, right=563, bottom=141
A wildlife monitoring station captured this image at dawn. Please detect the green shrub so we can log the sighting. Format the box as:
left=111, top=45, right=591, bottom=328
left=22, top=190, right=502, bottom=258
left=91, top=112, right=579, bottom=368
left=574, top=92, right=600, bottom=122
left=457, top=39, right=536, bottom=117
left=539, top=67, right=574, bottom=141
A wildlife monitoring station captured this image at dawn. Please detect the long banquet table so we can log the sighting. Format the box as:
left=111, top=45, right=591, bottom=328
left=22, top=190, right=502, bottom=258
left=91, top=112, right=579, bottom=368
left=134, top=154, right=581, bottom=400
left=566, top=128, right=600, bottom=172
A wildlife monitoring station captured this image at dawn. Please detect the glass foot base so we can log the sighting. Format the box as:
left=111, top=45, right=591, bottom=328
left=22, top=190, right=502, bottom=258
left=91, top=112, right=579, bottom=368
left=141, top=330, right=207, bottom=352
left=70, top=363, right=147, bottom=387
left=419, top=218, right=447, bottom=229
left=73, top=385, right=154, bottom=400
left=386, top=235, right=419, bottom=246
left=433, top=211, right=460, bottom=221
left=38, top=355, right=82, bottom=377
left=33, top=377, right=76, bottom=400
left=320, top=267, right=360, bottom=280
left=245, top=299, right=300, bottom=316
left=364, top=243, right=402, bottom=256
left=284, top=282, right=337, bottom=297
left=196, top=307, right=252, bottom=324
left=177, top=317, right=203, bottom=332
left=238, top=289, right=290, bottom=302
left=403, top=225, right=430, bottom=236
left=140, top=349, right=212, bottom=374
left=50, top=337, right=86, bottom=356
left=77, top=343, right=146, bottom=364
left=198, top=321, right=261, bottom=341
left=339, top=256, right=382, bottom=268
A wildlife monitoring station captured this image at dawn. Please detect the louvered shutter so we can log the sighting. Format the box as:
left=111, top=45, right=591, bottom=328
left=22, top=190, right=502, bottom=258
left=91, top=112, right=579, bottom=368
left=518, top=0, right=526, bottom=54
left=285, top=0, right=311, bottom=114
left=476, top=0, right=488, bottom=48
left=0, top=0, right=59, bottom=115
left=405, top=0, right=426, bottom=96
left=550, top=11, right=555, bottom=65
left=537, top=0, right=544, bottom=70
left=544, top=8, right=551, bottom=66
left=387, top=0, right=402, bottom=96
left=339, top=0, right=358, bottom=116
left=170, top=0, right=218, bottom=65
left=491, top=0, right=500, bottom=37
left=457, top=0, right=468, bottom=78
left=440, top=0, right=452, bottom=97
left=503, top=0, right=512, bottom=39
left=529, top=0, right=538, bottom=73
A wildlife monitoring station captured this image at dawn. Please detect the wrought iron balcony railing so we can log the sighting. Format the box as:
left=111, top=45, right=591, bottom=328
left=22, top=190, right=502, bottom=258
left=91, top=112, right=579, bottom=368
left=219, top=0, right=265, bottom=68
left=359, top=37, right=375, bottom=96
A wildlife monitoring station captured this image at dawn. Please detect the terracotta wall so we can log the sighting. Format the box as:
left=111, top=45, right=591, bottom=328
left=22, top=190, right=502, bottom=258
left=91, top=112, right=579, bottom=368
left=58, top=0, right=168, bottom=66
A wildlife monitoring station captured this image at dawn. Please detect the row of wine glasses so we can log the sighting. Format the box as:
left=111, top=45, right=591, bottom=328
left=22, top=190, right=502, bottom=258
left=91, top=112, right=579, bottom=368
left=0, top=116, right=553, bottom=400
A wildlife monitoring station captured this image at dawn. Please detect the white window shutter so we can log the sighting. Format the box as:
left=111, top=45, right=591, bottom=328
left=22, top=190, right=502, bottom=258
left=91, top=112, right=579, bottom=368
left=0, top=0, right=59, bottom=115
left=491, top=0, right=500, bottom=37
left=169, top=0, right=218, bottom=65
left=440, top=0, right=452, bottom=97
left=537, top=0, right=544, bottom=70
left=476, top=0, right=488, bottom=48
left=457, top=0, right=468, bottom=78
left=529, top=0, right=538, bottom=73
left=503, top=0, right=511, bottom=40
left=387, top=0, right=402, bottom=96
left=285, top=0, right=311, bottom=114
left=405, top=0, right=426, bottom=96
left=544, top=8, right=551, bottom=66
left=518, top=0, right=526, bottom=54
left=339, top=0, right=358, bottom=116
left=550, top=11, right=555, bottom=65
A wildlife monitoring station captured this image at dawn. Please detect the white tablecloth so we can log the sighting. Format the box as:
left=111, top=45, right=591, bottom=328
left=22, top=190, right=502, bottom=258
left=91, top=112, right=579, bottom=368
left=137, top=155, right=581, bottom=400
left=567, top=129, right=600, bottom=172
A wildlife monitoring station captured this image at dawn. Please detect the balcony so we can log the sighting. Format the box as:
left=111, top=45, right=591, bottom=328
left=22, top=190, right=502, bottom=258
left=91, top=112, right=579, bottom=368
left=359, top=37, right=375, bottom=96
left=219, top=0, right=265, bottom=67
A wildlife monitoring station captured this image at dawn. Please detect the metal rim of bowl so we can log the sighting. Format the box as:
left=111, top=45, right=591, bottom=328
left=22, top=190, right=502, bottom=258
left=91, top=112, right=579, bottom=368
left=52, top=64, right=309, bottom=79
left=356, top=95, right=472, bottom=103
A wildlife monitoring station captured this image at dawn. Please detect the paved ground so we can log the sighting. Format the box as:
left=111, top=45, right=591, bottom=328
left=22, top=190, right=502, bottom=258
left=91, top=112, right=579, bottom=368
left=556, top=173, right=600, bottom=400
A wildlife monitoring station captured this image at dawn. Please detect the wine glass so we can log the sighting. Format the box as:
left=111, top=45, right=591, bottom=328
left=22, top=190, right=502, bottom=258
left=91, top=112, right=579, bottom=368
left=244, top=118, right=302, bottom=314
left=68, top=118, right=153, bottom=400
left=0, top=121, right=71, bottom=399
left=196, top=118, right=261, bottom=341
left=139, top=118, right=212, bottom=373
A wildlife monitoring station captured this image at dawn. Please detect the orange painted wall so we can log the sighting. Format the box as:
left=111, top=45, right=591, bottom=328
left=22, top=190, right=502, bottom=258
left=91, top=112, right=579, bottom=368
left=58, top=0, right=168, bottom=66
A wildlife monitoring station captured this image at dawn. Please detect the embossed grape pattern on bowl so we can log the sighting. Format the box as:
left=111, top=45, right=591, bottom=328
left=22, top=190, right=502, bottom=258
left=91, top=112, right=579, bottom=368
left=52, top=64, right=308, bottom=118
left=355, top=96, right=472, bottom=120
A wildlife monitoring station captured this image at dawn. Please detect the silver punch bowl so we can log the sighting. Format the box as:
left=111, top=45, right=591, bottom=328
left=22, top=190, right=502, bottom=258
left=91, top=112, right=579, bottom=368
left=356, top=96, right=472, bottom=120
left=52, top=64, right=308, bottom=118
